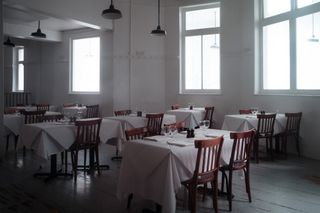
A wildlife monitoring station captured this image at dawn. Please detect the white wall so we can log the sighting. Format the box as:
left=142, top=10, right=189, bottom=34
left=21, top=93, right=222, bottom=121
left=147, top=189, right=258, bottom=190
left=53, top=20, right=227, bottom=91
left=164, top=0, right=320, bottom=160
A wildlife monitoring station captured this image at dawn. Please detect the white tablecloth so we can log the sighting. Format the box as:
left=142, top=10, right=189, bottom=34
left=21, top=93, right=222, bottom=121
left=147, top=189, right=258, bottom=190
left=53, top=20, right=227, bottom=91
left=3, top=111, right=63, bottom=136
left=166, top=108, right=205, bottom=129
left=62, top=106, right=87, bottom=118
left=221, top=114, right=286, bottom=134
left=106, top=114, right=176, bottom=131
left=117, top=128, right=233, bottom=213
left=19, top=118, right=123, bottom=160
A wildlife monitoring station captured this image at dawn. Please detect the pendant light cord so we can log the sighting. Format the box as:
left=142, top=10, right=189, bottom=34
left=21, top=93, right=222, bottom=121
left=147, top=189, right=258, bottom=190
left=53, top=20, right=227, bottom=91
left=158, top=0, right=160, bottom=26
left=38, top=20, right=40, bottom=29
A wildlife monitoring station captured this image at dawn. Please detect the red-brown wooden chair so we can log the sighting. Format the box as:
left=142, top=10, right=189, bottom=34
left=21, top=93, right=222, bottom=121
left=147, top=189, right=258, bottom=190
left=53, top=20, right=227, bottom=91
left=163, top=121, right=186, bottom=133
left=36, top=104, right=50, bottom=111
left=68, top=118, right=102, bottom=182
left=220, top=129, right=255, bottom=211
left=254, top=114, right=276, bottom=163
left=239, top=109, right=253, bottom=114
left=146, top=113, right=164, bottom=136
left=171, top=104, right=180, bottom=110
left=114, top=109, right=132, bottom=116
left=182, top=136, right=224, bottom=213
left=125, top=127, right=147, bottom=140
left=204, top=106, right=215, bottom=128
left=86, top=105, right=100, bottom=118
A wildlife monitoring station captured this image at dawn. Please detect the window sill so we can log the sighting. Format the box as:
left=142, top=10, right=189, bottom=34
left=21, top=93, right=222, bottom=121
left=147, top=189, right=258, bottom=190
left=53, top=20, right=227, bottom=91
left=255, top=91, right=320, bottom=97
left=69, top=92, right=101, bottom=95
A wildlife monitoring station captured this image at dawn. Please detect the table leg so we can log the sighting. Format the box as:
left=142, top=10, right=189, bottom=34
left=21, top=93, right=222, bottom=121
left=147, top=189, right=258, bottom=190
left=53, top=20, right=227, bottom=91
left=34, top=154, right=72, bottom=182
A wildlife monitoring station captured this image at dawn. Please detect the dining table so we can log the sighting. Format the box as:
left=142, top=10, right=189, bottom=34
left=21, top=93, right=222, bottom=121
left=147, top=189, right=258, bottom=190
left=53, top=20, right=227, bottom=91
left=18, top=118, right=123, bottom=179
left=117, top=128, right=233, bottom=213
left=166, top=107, right=206, bottom=129
left=221, top=113, right=287, bottom=134
left=104, top=113, right=176, bottom=152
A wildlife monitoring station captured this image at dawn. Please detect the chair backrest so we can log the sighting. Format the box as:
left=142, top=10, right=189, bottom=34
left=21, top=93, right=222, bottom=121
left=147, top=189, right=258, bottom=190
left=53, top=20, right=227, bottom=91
left=146, top=113, right=164, bottom=136
left=114, top=110, right=132, bottom=116
left=86, top=105, right=99, bottom=118
left=36, top=104, right=50, bottom=111
left=285, top=112, right=302, bottom=134
left=125, top=127, right=147, bottom=140
left=239, top=109, right=253, bottom=114
left=42, top=114, right=64, bottom=122
left=63, top=103, right=77, bottom=107
left=4, top=108, right=17, bottom=114
left=171, top=104, right=180, bottom=110
left=74, top=118, right=102, bottom=149
left=192, top=136, right=224, bottom=183
left=5, top=92, right=31, bottom=107
left=204, top=106, right=215, bottom=128
left=164, top=121, right=186, bottom=133
left=229, top=129, right=256, bottom=169
left=256, top=114, right=276, bottom=137
left=21, top=110, right=46, bottom=124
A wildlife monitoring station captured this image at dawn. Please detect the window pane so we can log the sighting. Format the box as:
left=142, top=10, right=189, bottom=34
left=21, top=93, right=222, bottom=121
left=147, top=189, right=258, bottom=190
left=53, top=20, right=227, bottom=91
left=296, top=13, right=320, bottom=89
left=18, top=48, right=24, bottom=61
left=263, top=21, right=290, bottom=89
left=203, top=34, right=220, bottom=89
left=18, top=64, right=24, bottom=91
left=185, top=36, right=201, bottom=89
left=297, top=0, right=320, bottom=8
left=263, top=0, right=290, bottom=18
left=72, top=37, right=100, bottom=92
left=186, top=7, right=220, bottom=30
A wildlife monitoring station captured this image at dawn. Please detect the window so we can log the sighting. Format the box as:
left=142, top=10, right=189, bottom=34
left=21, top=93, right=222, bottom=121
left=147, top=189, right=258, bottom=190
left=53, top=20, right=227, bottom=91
left=180, top=3, right=220, bottom=94
left=258, top=0, right=320, bottom=95
left=70, top=36, right=100, bottom=93
left=13, top=47, right=24, bottom=91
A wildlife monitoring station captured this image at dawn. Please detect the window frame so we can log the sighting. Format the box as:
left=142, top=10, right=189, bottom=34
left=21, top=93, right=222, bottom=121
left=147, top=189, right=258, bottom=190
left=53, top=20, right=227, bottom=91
left=180, top=3, right=221, bottom=95
left=257, top=0, right=320, bottom=96
left=69, top=35, right=101, bottom=94
left=12, top=46, right=24, bottom=92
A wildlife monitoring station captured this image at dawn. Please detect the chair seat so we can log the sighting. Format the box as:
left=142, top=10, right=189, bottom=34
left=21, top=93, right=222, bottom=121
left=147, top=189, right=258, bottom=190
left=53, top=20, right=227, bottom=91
left=220, top=161, right=247, bottom=171
left=68, top=142, right=98, bottom=151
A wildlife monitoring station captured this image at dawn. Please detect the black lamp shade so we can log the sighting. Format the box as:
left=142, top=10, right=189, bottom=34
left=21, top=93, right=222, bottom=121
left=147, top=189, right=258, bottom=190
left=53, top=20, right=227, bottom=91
left=151, top=25, right=166, bottom=36
left=102, top=4, right=122, bottom=19
left=3, top=37, right=15, bottom=47
left=31, top=29, right=46, bottom=38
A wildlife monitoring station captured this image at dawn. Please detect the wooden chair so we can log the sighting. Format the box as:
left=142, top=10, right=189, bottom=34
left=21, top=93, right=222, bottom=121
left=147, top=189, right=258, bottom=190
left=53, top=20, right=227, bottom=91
left=63, top=103, right=77, bottom=107
left=146, top=113, right=164, bottom=136
left=4, top=108, right=17, bottom=114
left=86, top=105, right=99, bottom=118
left=164, top=121, right=186, bottom=133
left=239, top=109, right=253, bottom=114
left=36, top=104, right=50, bottom=111
left=42, top=114, right=64, bottom=122
left=68, top=118, right=102, bottom=182
left=171, top=104, right=180, bottom=110
left=182, top=137, right=224, bottom=213
left=125, top=127, right=147, bottom=141
left=204, top=106, right=215, bottom=128
left=114, top=109, right=132, bottom=116
left=253, top=114, right=276, bottom=163
left=220, top=129, right=255, bottom=211
left=277, top=112, right=302, bottom=158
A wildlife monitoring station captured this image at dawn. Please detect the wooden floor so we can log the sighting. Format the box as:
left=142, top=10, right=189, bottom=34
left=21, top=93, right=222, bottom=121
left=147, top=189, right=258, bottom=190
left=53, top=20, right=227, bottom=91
left=0, top=141, right=319, bottom=213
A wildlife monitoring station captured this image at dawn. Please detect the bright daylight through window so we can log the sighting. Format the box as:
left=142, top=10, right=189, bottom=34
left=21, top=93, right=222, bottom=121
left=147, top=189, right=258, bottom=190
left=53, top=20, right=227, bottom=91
left=71, top=37, right=100, bottom=93
left=13, top=47, right=24, bottom=92
left=259, top=0, right=320, bottom=94
left=180, top=3, right=220, bottom=94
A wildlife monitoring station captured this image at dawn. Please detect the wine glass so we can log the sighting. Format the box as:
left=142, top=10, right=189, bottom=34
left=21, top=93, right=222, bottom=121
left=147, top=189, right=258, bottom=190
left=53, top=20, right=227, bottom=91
left=170, top=126, right=177, bottom=138
left=251, top=107, right=258, bottom=115
left=163, top=126, right=170, bottom=137
left=199, top=121, right=205, bottom=130
left=204, top=120, right=210, bottom=129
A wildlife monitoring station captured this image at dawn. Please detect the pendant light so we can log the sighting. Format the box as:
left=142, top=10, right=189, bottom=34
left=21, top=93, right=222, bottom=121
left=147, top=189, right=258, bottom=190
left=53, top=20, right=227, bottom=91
left=151, top=0, right=166, bottom=36
left=31, top=21, right=46, bottom=38
left=308, top=13, right=319, bottom=42
left=3, top=37, right=15, bottom=47
left=102, top=0, right=122, bottom=20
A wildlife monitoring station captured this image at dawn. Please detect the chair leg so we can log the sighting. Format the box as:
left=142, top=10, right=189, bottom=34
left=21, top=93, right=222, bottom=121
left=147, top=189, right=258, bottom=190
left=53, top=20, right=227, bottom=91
left=282, top=135, right=288, bottom=159
left=269, top=137, right=274, bottom=161
left=295, top=134, right=301, bottom=157
left=190, top=185, right=197, bottom=213
left=6, top=135, right=10, bottom=151
left=254, top=140, right=259, bottom=164
left=95, top=146, right=101, bottom=176
left=227, top=170, right=233, bottom=211
left=84, top=148, right=87, bottom=172
left=221, top=171, right=225, bottom=193
left=202, top=183, right=207, bottom=201
left=64, top=152, right=68, bottom=174
left=212, top=179, right=219, bottom=213
left=244, top=168, right=252, bottom=202
left=127, top=193, right=133, bottom=209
